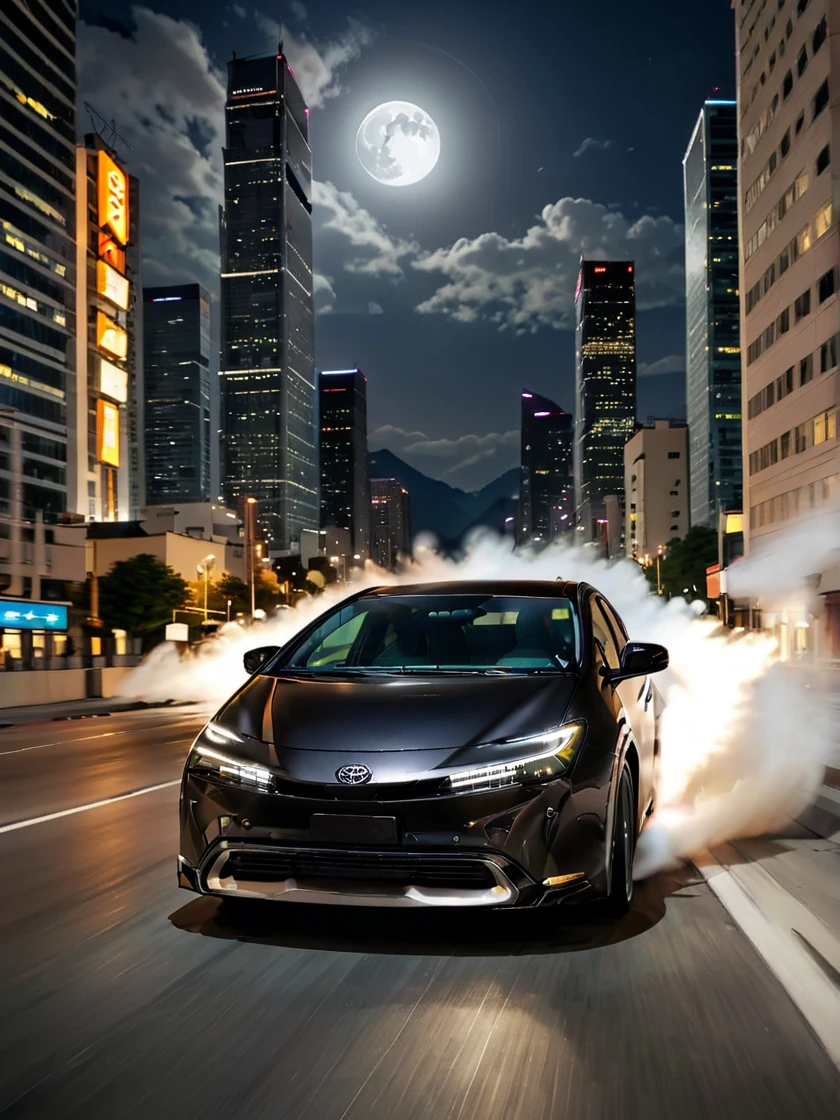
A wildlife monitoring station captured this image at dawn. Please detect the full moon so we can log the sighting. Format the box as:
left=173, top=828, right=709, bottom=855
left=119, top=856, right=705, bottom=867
left=355, top=101, right=441, bottom=187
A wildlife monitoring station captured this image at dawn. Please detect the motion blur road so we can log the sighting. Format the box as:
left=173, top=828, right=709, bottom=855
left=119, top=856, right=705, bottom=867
left=1, top=708, right=838, bottom=1119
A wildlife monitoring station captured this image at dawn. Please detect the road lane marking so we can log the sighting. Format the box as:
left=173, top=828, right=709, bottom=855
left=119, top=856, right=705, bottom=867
left=0, top=780, right=181, bottom=834
left=696, top=844, right=840, bottom=1072
left=0, top=722, right=201, bottom=756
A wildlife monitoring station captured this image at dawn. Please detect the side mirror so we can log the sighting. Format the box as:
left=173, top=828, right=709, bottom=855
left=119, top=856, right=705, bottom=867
left=243, top=645, right=280, bottom=675
left=606, top=641, right=669, bottom=684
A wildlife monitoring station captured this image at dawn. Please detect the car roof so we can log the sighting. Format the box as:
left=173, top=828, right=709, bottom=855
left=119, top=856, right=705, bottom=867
left=356, top=579, right=586, bottom=600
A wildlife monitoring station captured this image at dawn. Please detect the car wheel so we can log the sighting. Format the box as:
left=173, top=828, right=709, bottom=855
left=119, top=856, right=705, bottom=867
left=605, top=764, right=636, bottom=918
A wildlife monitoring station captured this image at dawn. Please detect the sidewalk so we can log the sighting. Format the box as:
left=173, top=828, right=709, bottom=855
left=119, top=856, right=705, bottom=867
left=698, top=821, right=840, bottom=1069
left=0, top=697, right=196, bottom=727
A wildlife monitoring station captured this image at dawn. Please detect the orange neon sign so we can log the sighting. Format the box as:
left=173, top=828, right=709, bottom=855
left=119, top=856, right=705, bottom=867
left=96, top=310, right=127, bottom=360
left=97, top=149, right=128, bottom=246
left=98, top=232, right=125, bottom=273
left=96, top=398, right=120, bottom=467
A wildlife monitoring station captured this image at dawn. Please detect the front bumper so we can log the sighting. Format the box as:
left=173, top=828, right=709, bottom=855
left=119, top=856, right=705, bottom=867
left=178, top=767, right=611, bottom=909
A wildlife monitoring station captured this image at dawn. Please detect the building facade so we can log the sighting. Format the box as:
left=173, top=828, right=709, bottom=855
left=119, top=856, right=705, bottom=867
left=735, top=0, right=839, bottom=660
left=573, top=259, right=637, bottom=554
left=318, top=368, right=370, bottom=564
left=370, top=478, right=411, bottom=570
left=70, top=135, right=140, bottom=524
left=144, top=283, right=212, bottom=505
left=219, top=50, right=318, bottom=552
left=0, top=0, right=76, bottom=530
left=684, top=100, right=743, bottom=527
left=516, top=389, right=573, bottom=546
left=624, top=420, right=690, bottom=559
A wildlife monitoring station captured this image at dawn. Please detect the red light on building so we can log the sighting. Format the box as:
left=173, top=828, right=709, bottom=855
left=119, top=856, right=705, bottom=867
left=594, top=266, right=606, bottom=273
left=627, top=265, right=633, bottom=272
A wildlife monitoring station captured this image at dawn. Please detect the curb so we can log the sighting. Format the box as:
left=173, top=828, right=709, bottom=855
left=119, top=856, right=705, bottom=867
left=795, top=783, right=840, bottom=839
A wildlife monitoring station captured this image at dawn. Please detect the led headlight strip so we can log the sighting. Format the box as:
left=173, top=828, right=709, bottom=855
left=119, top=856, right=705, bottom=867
left=189, top=723, right=274, bottom=790
left=447, top=721, right=585, bottom=792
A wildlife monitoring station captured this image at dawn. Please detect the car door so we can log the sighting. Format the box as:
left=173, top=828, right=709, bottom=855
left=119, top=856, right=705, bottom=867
left=598, top=596, right=656, bottom=812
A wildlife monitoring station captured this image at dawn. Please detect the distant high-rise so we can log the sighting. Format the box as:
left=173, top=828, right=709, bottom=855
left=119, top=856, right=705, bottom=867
left=370, top=478, right=411, bottom=570
left=624, top=420, right=689, bottom=559
left=318, top=368, right=370, bottom=563
left=574, top=259, right=637, bottom=550
left=516, top=389, right=573, bottom=546
left=684, top=101, right=742, bottom=527
left=0, top=0, right=76, bottom=522
left=144, top=284, right=212, bottom=505
left=219, top=49, right=317, bottom=551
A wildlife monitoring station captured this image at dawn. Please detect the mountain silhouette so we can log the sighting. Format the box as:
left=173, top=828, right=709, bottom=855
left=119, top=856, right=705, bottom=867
left=368, top=449, right=519, bottom=545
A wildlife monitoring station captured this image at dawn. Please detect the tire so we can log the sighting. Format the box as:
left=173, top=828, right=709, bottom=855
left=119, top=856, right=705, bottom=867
left=605, top=764, right=636, bottom=918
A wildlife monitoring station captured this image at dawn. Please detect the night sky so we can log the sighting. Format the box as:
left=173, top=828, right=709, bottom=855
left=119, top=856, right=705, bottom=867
left=78, top=0, right=736, bottom=491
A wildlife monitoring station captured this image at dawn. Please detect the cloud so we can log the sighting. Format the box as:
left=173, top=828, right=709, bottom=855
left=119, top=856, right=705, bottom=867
left=369, top=425, right=519, bottom=484
left=78, top=7, right=374, bottom=294
left=573, top=137, right=614, bottom=158
left=313, top=181, right=418, bottom=277
left=78, top=8, right=226, bottom=291
left=254, top=12, right=372, bottom=107
left=639, top=353, right=686, bottom=378
left=412, top=197, right=684, bottom=332
left=290, top=1, right=308, bottom=20
left=232, top=4, right=246, bottom=17
left=313, top=272, right=336, bottom=313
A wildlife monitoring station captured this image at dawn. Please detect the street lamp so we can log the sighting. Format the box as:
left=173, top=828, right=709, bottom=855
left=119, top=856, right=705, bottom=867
left=656, top=546, right=664, bottom=596
left=196, top=554, right=216, bottom=621
left=226, top=598, right=232, bottom=623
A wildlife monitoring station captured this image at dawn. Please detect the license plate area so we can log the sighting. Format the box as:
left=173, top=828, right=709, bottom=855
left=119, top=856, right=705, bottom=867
left=310, top=813, right=398, bottom=845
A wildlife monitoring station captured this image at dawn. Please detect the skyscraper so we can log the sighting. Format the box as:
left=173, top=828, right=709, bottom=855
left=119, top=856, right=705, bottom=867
left=219, top=49, right=318, bottom=552
left=684, top=101, right=742, bottom=527
left=0, top=0, right=76, bottom=521
left=318, top=368, right=370, bottom=564
left=143, top=283, right=212, bottom=505
left=624, top=420, right=689, bottom=559
left=516, top=389, right=573, bottom=546
left=70, top=135, right=140, bottom=523
left=573, top=259, right=637, bottom=550
left=370, top=478, right=411, bottom=570
left=734, top=0, right=839, bottom=660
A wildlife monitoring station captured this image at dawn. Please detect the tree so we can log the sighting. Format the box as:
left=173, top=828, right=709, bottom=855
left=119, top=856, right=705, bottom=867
left=98, top=554, right=191, bottom=648
left=644, top=525, right=718, bottom=603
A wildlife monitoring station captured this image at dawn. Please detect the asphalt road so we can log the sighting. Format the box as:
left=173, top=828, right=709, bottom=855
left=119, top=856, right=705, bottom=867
left=1, top=709, right=838, bottom=1120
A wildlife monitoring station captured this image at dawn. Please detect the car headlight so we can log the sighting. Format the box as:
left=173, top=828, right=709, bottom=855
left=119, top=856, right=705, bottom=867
left=187, top=722, right=274, bottom=792
left=446, top=721, right=586, bottom=792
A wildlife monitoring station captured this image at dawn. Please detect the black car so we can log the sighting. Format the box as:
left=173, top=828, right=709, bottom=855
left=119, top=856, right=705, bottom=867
left=178, top=580, right=668, bottom=916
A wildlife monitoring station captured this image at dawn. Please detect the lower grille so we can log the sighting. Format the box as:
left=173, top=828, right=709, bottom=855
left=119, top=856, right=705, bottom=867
left=222, top=847, right=497, bottom=890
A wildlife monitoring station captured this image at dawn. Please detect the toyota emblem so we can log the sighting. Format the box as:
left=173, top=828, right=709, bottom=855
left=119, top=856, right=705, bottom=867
left=336, top=764, right=373, bottom=785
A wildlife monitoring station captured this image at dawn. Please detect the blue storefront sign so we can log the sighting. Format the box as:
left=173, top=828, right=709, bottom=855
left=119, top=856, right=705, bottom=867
left=0, top=599, right=69, bottom=631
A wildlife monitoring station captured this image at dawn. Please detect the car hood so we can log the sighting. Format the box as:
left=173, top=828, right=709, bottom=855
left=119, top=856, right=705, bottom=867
left=215, top=671, right=580, bottom=757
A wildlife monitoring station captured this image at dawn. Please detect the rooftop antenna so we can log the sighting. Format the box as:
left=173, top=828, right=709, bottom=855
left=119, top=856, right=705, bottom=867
left=84, top=101, right=132, bottom=158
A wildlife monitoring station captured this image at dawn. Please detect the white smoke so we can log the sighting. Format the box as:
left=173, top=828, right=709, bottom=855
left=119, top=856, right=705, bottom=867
left=119, top=525, right=839, bottom=875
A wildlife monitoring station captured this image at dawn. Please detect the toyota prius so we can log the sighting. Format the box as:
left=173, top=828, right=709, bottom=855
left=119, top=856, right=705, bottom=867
left=178, top=580, right=667, bottom=915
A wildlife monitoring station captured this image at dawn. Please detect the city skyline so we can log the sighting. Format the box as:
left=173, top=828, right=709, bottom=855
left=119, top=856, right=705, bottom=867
left=73, top=0, right=739, bottom=492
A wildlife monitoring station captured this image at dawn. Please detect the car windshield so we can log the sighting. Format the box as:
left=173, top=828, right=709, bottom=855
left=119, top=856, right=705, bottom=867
left=277, top=594, right=580, bottom=674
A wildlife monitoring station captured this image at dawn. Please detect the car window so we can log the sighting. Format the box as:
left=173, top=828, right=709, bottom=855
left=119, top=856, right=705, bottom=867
left=302, top=609, right=368, bottom=667
left=590, top=598, right=621, bottom=671
left=599, top=598, right=627, bottom=655
left=281, top=594, right=581, bottom=672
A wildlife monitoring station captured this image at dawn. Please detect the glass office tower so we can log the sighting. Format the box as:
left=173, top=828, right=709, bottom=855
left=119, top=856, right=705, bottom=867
left=0, top=0, right=76, bottom=521
left=318, top=368, right=370, bottom=564
left=220, top=50, right=318, bottom=551
left=683, top=100, right=742, bottom=527
left=573, top=259, right=637, bottom=547
left=144, top=283, right=212, bottom=504
left=516, top=389, right=574, bottom=546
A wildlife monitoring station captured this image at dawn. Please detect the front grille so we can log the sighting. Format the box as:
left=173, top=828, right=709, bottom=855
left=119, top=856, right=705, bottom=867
left=272, top=776, right=449, bottom=801
left=221, top=847, right=497, bottom=890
